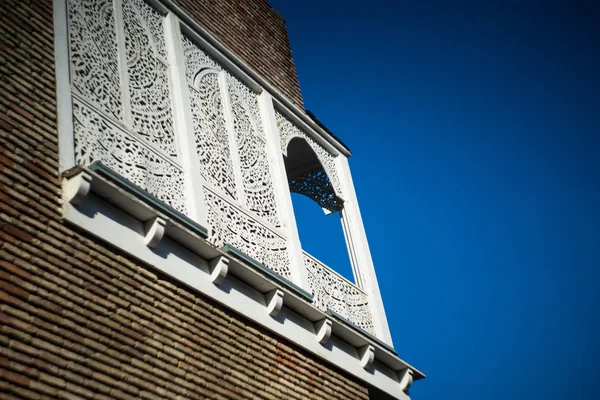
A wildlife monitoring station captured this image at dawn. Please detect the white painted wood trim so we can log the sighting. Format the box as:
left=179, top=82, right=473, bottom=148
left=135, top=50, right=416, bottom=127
left=144, top=217, right=167, bottom=248
left=340, top=208, right=363, bottom=286
left=359, top=344, right=376, bottom=369
left=113, top=0, right=133, bottom=127
left=53, top=0, right=76, bottom=173
left=340, top=205, right=373, bottom=295
left=258, top=91, right=311, bottom=292
left=338, top=155, right=393, bottom=346
left=164, top=13, right=209, bottom=227
left=315, top=318, right=332, bottom=345
left=266, top=289, right=284, bottom=317
left=63, top=170, right=92, bottom=205
left=219, top=71, right=247, bottom=205
left=208, top=255, right=229, bottom=285
left=399, top=369, right=414, bottom=394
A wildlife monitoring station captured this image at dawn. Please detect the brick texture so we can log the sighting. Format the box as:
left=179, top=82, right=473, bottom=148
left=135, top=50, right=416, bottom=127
left=174, top=0, right=304, bottom=108
left=0, top=0, right=367, bottom=399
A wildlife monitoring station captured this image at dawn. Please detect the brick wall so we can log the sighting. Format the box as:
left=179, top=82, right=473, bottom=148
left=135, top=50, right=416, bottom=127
left=0, top=1, right=368, bottom=399
left=174, top=0, right=304, bottom=108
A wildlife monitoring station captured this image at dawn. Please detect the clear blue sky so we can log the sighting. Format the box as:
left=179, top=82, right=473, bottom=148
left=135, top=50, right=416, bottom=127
left=269, top=1, right=600, bottom=399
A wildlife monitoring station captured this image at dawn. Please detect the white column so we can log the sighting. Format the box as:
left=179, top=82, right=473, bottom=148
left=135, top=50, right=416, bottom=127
left=258, top=92, right=310, bottom=291
left=113, top=0, right=133, bottom=127
left=218, top=71, right=247, bottom=205
left=338, top=155, right=393, bottom=346
left=53, top=0, right=75, bottom=172
left=164, top=13, right=208, bottom=227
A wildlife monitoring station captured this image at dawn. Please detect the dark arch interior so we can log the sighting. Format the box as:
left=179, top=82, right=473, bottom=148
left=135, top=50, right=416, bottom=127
left=284, top=137, right=343, bottom=213
left=285, top=137, right=322, bottom=179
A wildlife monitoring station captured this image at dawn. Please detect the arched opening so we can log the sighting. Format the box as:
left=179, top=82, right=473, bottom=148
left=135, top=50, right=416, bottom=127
left=284, top=138, right=354, bottom=281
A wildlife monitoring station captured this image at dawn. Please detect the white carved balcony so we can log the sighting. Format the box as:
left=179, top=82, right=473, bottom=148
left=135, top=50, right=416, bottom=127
left=54, top=0, right=424, bottom=396
left=61, top=0, right=386, bottom=339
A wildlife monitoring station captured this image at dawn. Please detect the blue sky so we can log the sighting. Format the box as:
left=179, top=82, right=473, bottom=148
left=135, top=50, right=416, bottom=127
left=269, top=1, right=600, bottom=399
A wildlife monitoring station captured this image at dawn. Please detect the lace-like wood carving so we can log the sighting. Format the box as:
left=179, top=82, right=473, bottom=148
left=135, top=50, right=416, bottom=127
left=73, top=100, right=187, bottom=213
left=205, top=188, right=291, bottom=279
left=226, top=74, right=280, bottom=227
left=304, top=252, right=374, bottom=334
left=123, top=0, right=177, bottom=158
left=182, top=36, right=238, bottom=201
left=68, top=0, right=186, bottom=214
left=68, top=0, right=122, bottom=120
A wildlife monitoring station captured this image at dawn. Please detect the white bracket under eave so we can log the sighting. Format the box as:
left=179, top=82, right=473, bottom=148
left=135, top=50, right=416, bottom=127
left=209, top=255, right=229, bottom=285
left=266, top=289, right=284, bottom=317
left=315, top=318, right=332, bottom=345
left=359, top=344, right=375, bottom=370
left=144, top=217, right=167, bottom=248
left=398, top=368, right=414, bottom=393
left=64, top=170, right=92, bottom=206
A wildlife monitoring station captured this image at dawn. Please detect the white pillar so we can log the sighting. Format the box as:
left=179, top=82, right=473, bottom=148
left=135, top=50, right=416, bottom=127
left=113, top=0, right=133, bottom=127
left=54, top=0, right=75, bottom=173
left=164, top=13, right=208, bottom=227
left=258, top=92, right=310, bottom=291
left=218, top=71, right=247, bottom=205
left=338, top=155, right=393, bottom=346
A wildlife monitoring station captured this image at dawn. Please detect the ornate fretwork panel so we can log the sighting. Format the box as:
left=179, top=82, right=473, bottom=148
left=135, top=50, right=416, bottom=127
left=275, top=112, right=344, bottom=200
left=68, top=0, right=186, bottom=214
left=227, top=74, right=280, bottom=227
left=127, top=0, right=167, bottom=60
left=123, top=0, right=177, bottom=158
left=289, top=168, right=344, bottom=213
left=304, top=252, right=374, bottom=334
left=73, top=100, right=188, bottom=214
left=192, top=73, right=238, bottom=200
left=68, top=0, right=122, bottom=120
left=205, top=188, right=291, bottom=279
left=182, top=36, right=238, bottom=201
left=182, top=35, right=221, bottom=86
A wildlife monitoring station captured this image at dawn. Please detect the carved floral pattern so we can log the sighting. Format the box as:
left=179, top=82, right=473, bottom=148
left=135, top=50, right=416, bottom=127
left=194, top=75, right=238, bottom=199
left=182, top=35, right=221, bottom=85
left=205, top=188, right=291, bottom=279
left=127, top=0, right=167, bottom=60
left=73, top=99, right=188, bottom=214
left=182, top=36, right=238, bottom=201
left=227, top=74, right=280, bottom=227
left=123, top=0, right=177, bottom=158
left=304, top=252, right=374, bottom=334
left=68, top=0, right=122, bottom=120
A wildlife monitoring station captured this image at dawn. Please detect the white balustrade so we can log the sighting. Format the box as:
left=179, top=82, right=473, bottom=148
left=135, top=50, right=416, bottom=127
left=304, top=251, right=374, bottom=334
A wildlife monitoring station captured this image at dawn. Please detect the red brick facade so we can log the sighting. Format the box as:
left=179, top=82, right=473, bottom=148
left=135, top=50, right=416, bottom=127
left=174, top=0, right=304, bottom=107
left=0, top=1, right=369, bottom=399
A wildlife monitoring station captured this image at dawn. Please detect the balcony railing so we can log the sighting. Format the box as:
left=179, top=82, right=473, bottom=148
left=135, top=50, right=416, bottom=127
left=204, top=186, right=375, bottom=335
left=303, top=251, right=374, bottom=334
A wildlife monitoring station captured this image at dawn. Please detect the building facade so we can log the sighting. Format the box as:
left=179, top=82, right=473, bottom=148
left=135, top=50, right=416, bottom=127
left=0, top=0, right=422, bottom=399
